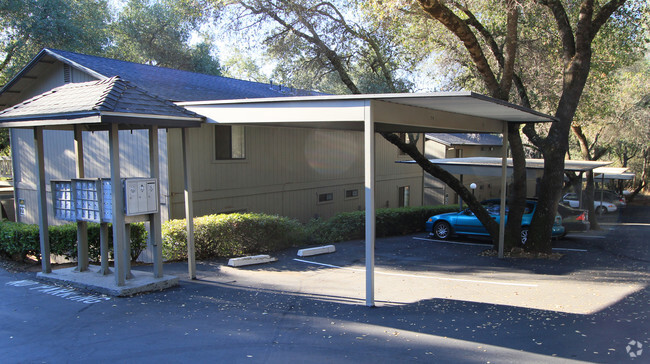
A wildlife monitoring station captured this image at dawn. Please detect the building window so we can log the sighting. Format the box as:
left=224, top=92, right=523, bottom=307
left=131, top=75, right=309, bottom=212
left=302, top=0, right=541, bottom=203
left=215, top=125, right=245, bottom=160
left=345, top=189, right=359, bottom=199
left=318, top=192, right=334, bottom=203
left=398, top=186, right=410, bottom=207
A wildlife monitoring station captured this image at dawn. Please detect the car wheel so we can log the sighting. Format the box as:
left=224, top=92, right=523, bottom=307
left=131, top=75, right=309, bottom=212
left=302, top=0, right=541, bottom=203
left=596, top=206, right=606, bottom=215
left=433, top=221, right=451, bottom=240
left=520, top=227, right=529, bottom=245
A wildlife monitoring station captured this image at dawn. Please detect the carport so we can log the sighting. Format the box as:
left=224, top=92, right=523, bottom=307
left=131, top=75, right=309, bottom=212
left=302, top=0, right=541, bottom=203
left=180, top=91, right=556, bottom=307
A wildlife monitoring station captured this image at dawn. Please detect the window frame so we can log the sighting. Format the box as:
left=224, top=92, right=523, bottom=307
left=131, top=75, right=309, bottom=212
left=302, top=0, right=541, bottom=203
left=213, top=124, right=246, bottom=162
left=318, top=192, right=334, bottom=204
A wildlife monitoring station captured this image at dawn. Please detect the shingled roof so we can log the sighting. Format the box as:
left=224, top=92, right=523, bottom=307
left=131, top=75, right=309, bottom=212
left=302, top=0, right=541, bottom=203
left=0, top=76, right=204, bottom=128
left=2, top=49, right=322, bottom=104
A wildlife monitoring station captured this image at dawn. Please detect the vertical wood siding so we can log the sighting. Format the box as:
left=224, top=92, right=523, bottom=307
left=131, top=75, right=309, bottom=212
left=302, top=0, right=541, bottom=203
left=168, top=125, right=424, bottom=222
left=12, top=128, right=170, bottom=225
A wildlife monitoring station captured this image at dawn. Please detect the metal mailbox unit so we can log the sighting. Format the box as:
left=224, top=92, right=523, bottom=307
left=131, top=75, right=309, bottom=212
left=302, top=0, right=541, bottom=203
left=52, top=178, right=159, bottom=223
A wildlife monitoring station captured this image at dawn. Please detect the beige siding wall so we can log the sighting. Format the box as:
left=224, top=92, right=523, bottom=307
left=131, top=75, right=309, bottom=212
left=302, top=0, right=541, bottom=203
left=12, top=128, right=169, bottom=225
left=423, top=141, right=448, bottom=205
left=424, top=141, right=507, bottom=205
left=168, top=125, right=424, bottom=222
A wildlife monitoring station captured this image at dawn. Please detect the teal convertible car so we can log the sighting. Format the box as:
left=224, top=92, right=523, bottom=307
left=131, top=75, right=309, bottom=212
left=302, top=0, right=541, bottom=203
left=425, top=200, right=564, bottom=244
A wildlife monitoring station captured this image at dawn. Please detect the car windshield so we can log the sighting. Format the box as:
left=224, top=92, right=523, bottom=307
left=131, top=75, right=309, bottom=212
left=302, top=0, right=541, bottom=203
left=481, top=202, right=535, bottom=215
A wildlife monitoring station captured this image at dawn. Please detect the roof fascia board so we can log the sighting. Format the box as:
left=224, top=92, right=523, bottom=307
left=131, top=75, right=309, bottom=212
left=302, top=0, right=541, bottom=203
left=0, top=49, right=50, bottom=95
left=0, top=111, right=98, bottom=123
left=184, top=99, right=367, bottom=124
left=0, top=115, right=100, bottom=128
left=43, top=49, right=108, bottom=80
left=100, top=111, right=204, bottom=122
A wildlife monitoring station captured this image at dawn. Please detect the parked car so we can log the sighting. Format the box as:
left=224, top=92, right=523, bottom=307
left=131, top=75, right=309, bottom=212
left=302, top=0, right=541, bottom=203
left=562, top=193, right=617, bottom=214
left=425, top=200, right=564, bottom=244
left=594, top=189, right=627, bottom=208
left=556, top=203, right=590, bottom=237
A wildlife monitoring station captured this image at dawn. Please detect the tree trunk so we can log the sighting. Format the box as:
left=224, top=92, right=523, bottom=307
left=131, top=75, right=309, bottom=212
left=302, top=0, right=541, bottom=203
left=505, top=123, right=527, bottom=250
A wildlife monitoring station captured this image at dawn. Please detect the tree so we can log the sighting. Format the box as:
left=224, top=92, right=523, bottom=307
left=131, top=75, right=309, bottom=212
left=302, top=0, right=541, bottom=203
left=0, top=0, right=110, bottom=85
left=0, top=0, right=111, bottom=154
left=109, top=0, right=222, bottom=75
left=218, top=0, right=506, bottom=247
left=219, top=0, right=646, bottom=253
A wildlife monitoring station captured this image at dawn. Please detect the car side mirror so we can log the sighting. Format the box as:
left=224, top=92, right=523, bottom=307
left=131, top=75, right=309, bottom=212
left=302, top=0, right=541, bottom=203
left=463, top=208, right=474, bottom=215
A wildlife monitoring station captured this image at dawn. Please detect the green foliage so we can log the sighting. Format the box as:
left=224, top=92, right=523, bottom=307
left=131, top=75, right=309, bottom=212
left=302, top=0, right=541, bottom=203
left=162, top=207, right=458, bottom=260
left=108, top=0, right=221, bottom=75
left=0, top=0, right=110, bottom=84
left=307, top=205, right=460, bottom=244
left=0, top=221, right=147, bottom=263
left=161, top=213, right=309, bottom=260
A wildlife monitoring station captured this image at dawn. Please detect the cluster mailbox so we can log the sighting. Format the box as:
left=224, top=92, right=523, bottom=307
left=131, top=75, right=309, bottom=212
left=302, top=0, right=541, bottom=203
left=52, top=178, right=158, bottom=223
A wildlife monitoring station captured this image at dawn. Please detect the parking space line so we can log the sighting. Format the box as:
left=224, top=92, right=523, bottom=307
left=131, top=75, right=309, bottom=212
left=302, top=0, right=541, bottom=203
left=565, top=234, right=606, bottom=239
left=413, top=236, right=489, bottom=247
left=551, top=247, right=588, bottom=252
left=414, top=237, right=588, bottom=252
left=293, top=258, right=538, bottom=287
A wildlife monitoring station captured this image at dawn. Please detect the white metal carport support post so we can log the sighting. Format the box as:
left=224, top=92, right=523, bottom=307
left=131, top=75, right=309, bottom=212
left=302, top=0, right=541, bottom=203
left=498, top=123, right=509, bottom=259
left=364, top=102, right=375, bottom=307
left=182, top=128, right=196, bottom=280
left=74, top=125, right=89, bottom=272
left=109, top=123, right=128, bottom=286
left=34, top=126, right=51, bottom=274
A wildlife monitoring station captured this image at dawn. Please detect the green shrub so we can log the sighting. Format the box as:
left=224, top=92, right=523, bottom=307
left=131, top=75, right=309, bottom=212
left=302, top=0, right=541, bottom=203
left=162, top=213, right=309, bottom=260
left=307, top=205, right=459, bottom=244
left=0, top=220, right=148, bottom=262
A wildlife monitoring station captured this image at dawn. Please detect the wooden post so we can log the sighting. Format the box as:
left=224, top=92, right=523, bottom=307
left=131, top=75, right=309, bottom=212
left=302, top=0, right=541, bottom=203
left=74, top=125, right=89, bottom=272
left=149, top=126, right=164, bottom=278
left=98, top=222, right=110, bottom=275
left=182, top=128, right=196, bottom=279
left=34, top=127, right=51, bottom=273
left=109, top=123, right=127, bottom=286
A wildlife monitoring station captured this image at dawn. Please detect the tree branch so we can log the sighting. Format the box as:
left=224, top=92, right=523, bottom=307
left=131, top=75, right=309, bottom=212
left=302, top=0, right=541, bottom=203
left=591, top=0, right=627, bottom=40
left=417, top=0, right=501, bottom=97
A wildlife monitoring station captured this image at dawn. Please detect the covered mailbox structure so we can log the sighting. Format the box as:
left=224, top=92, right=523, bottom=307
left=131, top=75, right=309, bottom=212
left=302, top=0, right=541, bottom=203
left=181, top=91, right=557, bottom=307
left=0, top=77, right=204, bottom=293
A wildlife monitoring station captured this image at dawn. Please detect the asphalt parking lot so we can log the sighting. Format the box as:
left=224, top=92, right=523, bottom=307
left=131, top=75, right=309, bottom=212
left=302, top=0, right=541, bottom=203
left=1, top=204, right=648, bottom=363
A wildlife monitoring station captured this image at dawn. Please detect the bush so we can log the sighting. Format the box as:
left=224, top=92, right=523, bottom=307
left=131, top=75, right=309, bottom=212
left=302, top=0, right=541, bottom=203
left=307, top=205, right=459, bottom=244
left=162, top=206, right=458, bottom=260
left=0, top=220, right=148, bottom=262
left=162, top=213, right=309, bottom=260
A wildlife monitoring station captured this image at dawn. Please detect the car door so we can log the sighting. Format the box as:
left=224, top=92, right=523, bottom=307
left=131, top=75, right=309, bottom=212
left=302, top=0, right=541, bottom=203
left=454, top=208, right=487, bottom=234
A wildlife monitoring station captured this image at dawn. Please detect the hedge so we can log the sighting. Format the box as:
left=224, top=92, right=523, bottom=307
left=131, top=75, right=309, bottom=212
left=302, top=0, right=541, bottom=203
left=307, top=205, right=460, bottom=244
left=0, top=220, right=147, bottom=263
left=161, top=205, right=458, bottom=260
left=1, top=205, right=458, bottom=263
left=162, top=213, right=309, bottom=260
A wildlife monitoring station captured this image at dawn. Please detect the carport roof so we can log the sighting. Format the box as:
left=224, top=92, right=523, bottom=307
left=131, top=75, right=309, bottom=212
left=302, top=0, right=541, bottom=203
left=592, top=167, right=635, bottom=180
left=180, top=92, right=557, bottom=133
left=397, top=157, right=612, bottom=177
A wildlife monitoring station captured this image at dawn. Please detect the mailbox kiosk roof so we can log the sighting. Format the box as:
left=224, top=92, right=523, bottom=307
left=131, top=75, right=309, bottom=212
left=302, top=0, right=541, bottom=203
left=0, top=76, right=204, bottom=130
